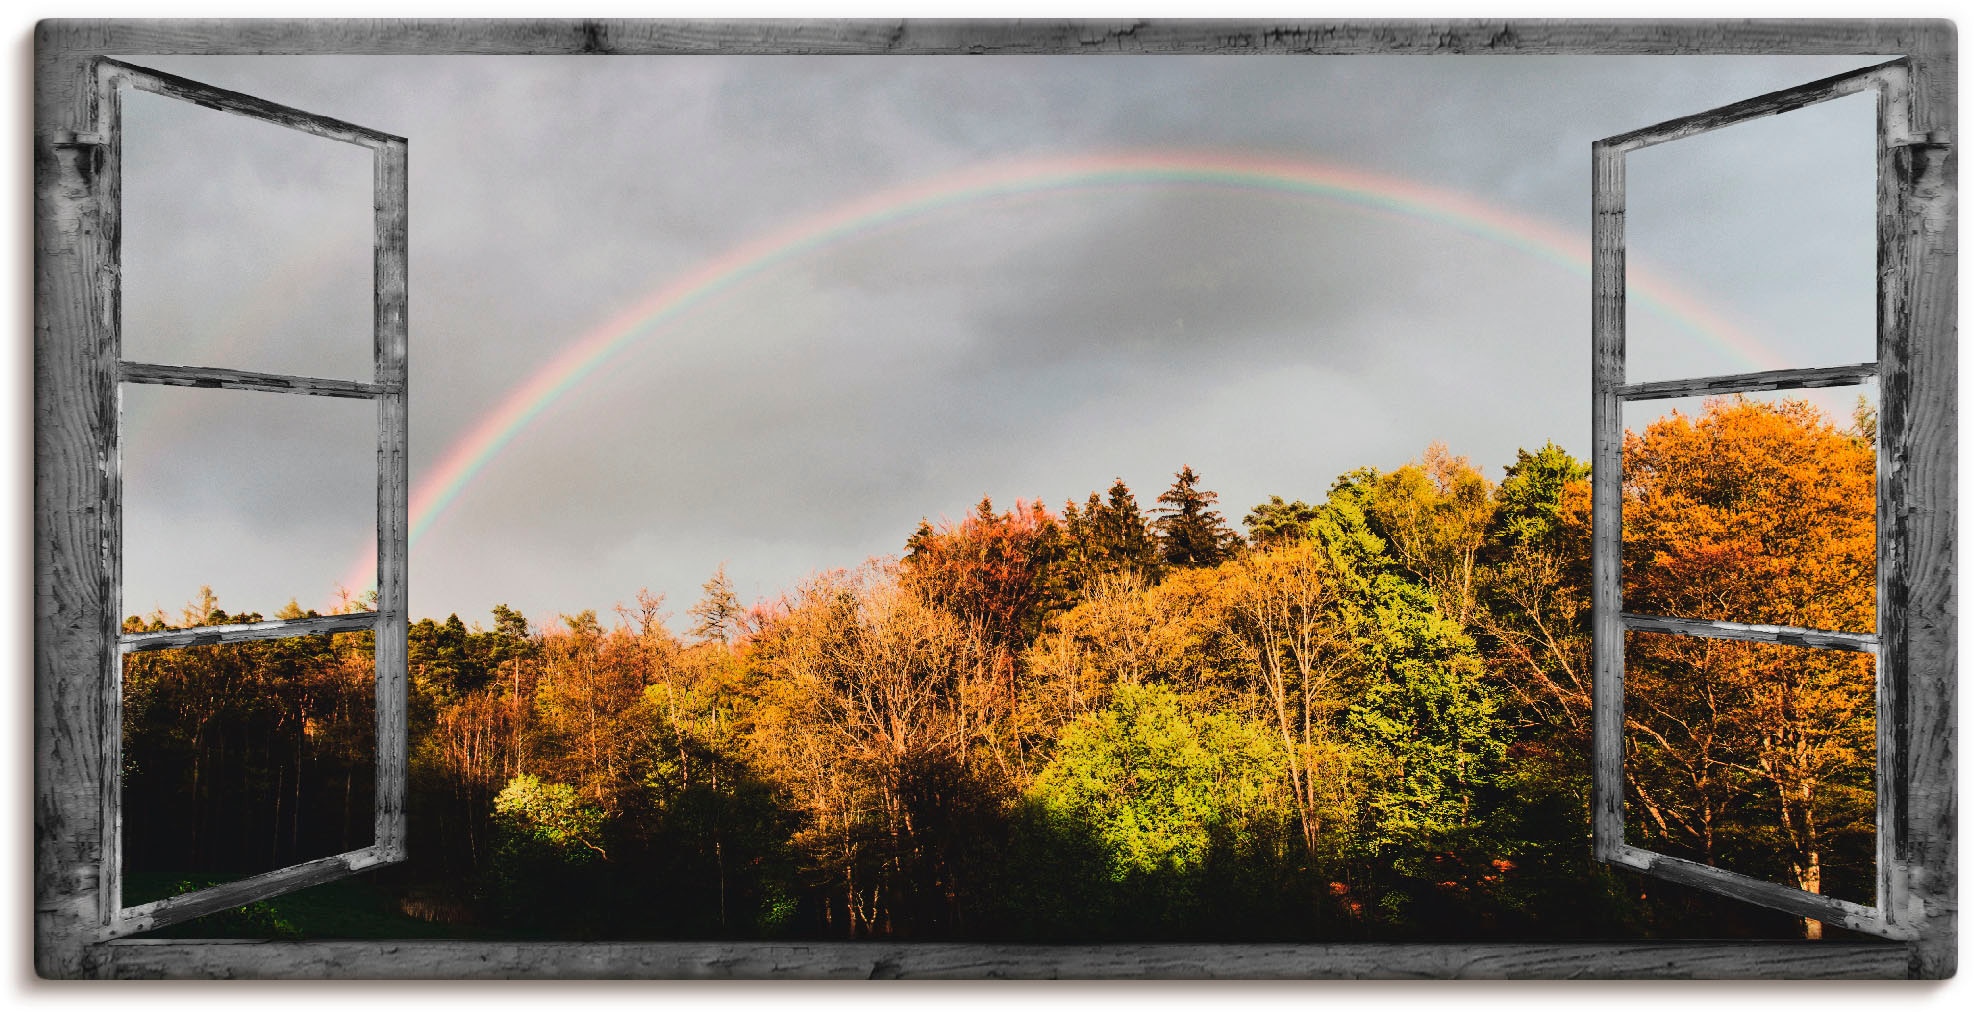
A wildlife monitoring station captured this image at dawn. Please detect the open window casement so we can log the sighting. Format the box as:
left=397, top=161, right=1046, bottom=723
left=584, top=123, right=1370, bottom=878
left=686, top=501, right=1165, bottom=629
left=33, top=20, right=1953, bottom=982
left=1590, top=59, right=1946, bottom=942
left=82, top=59, right=410, bottom=941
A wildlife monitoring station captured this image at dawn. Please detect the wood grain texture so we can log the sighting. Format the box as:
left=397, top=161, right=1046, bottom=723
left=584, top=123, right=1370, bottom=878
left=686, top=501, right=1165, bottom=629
left=1607, top=846, right=1903, bottom=939
left=372, top=138, right=410, bottom=861
left=1599, top=60, right=1904, bottom=153
left=34, top=51, right=116, bottom=980
left=103, top=58, right=399, bottom=148
left=92, top=939, right=1912, bottom=980
left=1620, top=613, right=1878, bottom=653
left=118, top=362, right=394, bottom=399
left=108, top=846, right=397, bottom=938
left=1873, top=65, right=1906, bottom=948
left=117, top=612, right=376, bottom=653
left=1589, top=142, right=1626, bottom=867
left=93, top=53, right=127, bottom=942
left=1617, top=362, right=1878, bottom=401
left=33, top=18, right=1954, bottom=57
left=1878, top=35, right=1957, bottom=979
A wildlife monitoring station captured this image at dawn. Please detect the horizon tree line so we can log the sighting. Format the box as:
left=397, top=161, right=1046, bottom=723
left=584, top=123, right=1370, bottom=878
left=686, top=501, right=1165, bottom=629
left=120, top=395, right=1878, bottom=942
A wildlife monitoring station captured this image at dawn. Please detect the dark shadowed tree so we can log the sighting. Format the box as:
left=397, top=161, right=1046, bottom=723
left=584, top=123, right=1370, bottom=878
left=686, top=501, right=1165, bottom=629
left=1153, top=466, right=1238, bottom=567
left=1061, top=480, right=1161, bottom=589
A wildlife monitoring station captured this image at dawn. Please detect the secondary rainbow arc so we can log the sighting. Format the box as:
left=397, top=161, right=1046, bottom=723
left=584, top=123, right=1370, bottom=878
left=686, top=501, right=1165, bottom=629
left=340, top=149, right=1781, bottom=596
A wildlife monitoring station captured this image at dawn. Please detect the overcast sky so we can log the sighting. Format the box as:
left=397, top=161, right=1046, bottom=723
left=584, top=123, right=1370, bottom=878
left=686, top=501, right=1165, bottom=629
left=110, top=53, right=1889, bottom=631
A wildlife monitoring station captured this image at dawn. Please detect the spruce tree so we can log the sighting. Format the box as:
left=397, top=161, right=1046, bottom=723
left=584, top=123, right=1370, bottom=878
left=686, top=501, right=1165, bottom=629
left=1098, top=478, right=1160, bottom=578
left=1153, top=466, right=1237, bottom=567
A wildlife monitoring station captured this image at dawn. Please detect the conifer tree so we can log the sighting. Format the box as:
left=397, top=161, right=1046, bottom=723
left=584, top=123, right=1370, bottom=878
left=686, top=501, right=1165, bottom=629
left=1242, top=495, right=1322, bottom=547
left=1152, top=466, right=1238, bottom=567
left=904, top=517, right=938, bottom=564
left=688, top=565, right=743, bottom=645
left=1099, top=479, right=1159, bottom=573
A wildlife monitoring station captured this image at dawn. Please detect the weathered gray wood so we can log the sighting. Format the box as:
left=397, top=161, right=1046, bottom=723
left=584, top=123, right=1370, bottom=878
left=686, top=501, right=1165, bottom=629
left=34, top=16, right=1955, bottom=981
left=108, top=846, right=396, bottom=939
left=34, top=48, right=118, bottom=980
left=118, top=362, right=394, bottom=399
left=44, top=54, right=413, bottom=962
left=371, top=137, right=411, bottom=862
left=1621, top=613, right=1879, bottom=653
left=1600, top=60, right=1905, bottom=153
left=1874, top=68, right=1904, bottom=950
left=1589, top=48, right=1957, bottom=963
left=1876, top=38, right=1957, bottom=979
left=101, top=57, right=400, bottom=149
left=93, top=51, right=127, bottom=949
left=92, top=939, right=1912, bottom=980
left=1589, top=140, right=1626, bottom=868
left=34, top=18, right=1956, bottom=58
left=1617, top=362, right=1878, bottom=401
left=117, top=611, right=376, bottom=653
left=1608, top=845, right=1904, bottom=940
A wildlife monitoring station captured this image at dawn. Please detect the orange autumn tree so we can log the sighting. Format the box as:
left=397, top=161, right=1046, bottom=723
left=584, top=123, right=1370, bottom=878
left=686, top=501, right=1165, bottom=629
left=1618, top=396, right=1876, bottom=936
left=902, top=498, right=1071, bottom=689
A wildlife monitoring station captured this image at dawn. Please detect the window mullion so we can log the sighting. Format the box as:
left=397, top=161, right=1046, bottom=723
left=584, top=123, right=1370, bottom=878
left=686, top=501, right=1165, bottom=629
left=119, top=362, right=397, bottom=399
left=1619, top=613, right=1878, bottom=654
left=1617, top=361, right=1878, bottom=402
left=118, top=611, right=377, bottom=653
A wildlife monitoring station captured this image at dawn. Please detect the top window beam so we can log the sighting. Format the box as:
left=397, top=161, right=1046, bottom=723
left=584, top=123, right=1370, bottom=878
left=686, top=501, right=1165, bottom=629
left=1616, top=362, right=1878, bottom=402
left=35, top=18, right=1953, bottom=56
left=1596, top=58, right=1909, bottom=154
left=102, top=58, right=402, bottom=149
left=118, top=362, right=399, bottom=399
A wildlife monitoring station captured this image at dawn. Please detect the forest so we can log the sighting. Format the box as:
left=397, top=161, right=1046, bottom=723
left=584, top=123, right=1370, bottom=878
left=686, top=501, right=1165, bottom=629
left=119, top=395, right=1878, bottom=942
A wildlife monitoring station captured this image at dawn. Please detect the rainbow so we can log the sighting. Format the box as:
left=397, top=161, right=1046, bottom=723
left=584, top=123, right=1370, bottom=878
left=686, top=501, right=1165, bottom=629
left=340, top=149, right=1779, bottom=595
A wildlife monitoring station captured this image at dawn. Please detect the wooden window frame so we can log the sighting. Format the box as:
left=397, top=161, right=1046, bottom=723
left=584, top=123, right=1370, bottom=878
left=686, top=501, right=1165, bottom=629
left=1589, top=60, right=1937, bottom=943
left=33, top=18, right=1954, bottom=979
left=86, top=58, right=412, bottom=941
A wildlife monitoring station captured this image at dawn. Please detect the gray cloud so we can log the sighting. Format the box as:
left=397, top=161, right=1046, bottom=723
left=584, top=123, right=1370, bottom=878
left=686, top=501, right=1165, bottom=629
left=113, top=53, right=1891, bottom=628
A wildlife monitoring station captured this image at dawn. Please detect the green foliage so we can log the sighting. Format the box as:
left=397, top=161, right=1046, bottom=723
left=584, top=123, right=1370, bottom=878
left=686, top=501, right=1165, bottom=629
left=493, top=773, right=607, bottom=860
left=1310, top=473, right=1511, bottom=855
left=1344, top=602, right=1505, bottom=851
left=1241, top=495, right=1322, bottom=546
left=1852, top=394, right=1878, bottom=445
left=1491, top=442, right=1590, bottom=549
left=996, top=682, right=1327, bottom=941
left=1029, top=682, right=1285, bottom=880
left=491, top=602, right=531, bottom=641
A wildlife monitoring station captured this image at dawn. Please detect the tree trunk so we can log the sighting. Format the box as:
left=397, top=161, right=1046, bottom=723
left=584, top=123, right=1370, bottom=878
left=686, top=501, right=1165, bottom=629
left=1800, top=848, right=1823, bottom=940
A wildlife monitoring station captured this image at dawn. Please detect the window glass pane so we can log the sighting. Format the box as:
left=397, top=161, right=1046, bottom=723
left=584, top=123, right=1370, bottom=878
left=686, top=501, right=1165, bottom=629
left=1623, top=631, right=1876, bottom=909
left=1624, top=89, right=1876, bottom=384
left=121, top=635, right=376, bottom=902
left=121, top=87, right=375, bottom=381
left=1619, top=386, right=1876, bottom=635
left=121, top=385, right=376, bottom=621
